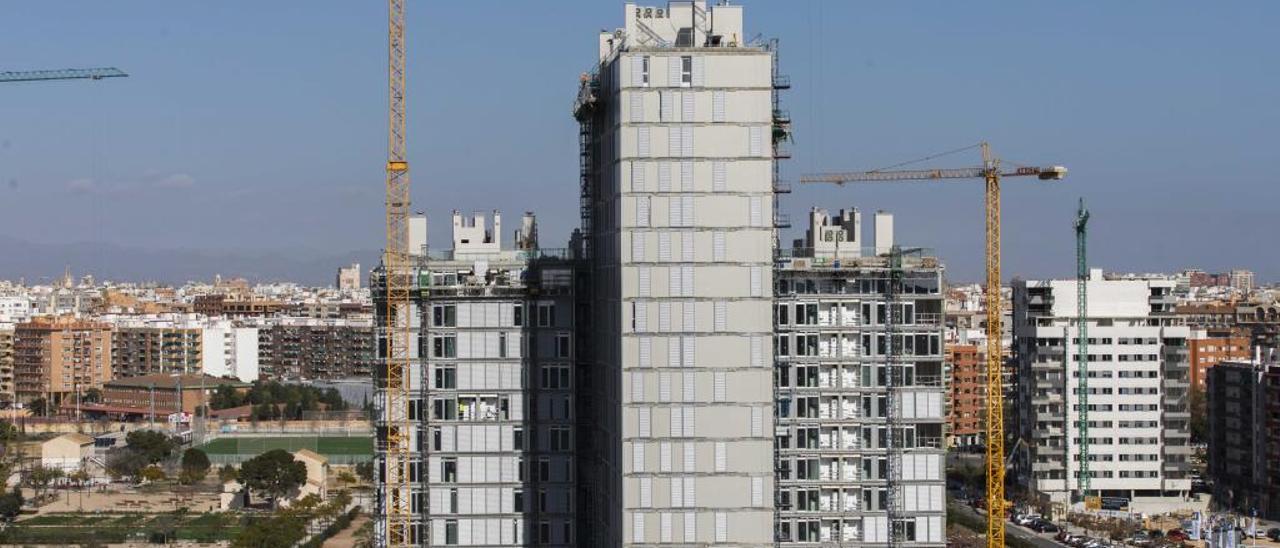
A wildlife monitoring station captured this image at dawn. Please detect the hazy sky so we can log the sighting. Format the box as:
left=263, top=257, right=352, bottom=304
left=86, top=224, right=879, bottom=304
left=1, top=1, right=1276, bottom=283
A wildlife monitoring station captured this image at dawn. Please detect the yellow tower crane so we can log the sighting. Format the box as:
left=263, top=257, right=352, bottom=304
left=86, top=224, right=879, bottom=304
left=801, top=142, right=1066, bottom=547
left=382, top=0, right=413, bottom=545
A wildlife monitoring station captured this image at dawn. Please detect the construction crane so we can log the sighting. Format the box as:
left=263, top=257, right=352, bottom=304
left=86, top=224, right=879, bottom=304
left=380, top=0, right=414, bottom=545
left=0, top=67, right=127, bottom=83
left=801, top=142, right=1067, bottom=548
left=1074, top=198, right=1091, bottom=501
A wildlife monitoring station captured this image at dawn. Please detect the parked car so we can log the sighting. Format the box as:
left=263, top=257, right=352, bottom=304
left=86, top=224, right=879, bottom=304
left=1031, top=520, right=1060, bottom=533
left=1165, top=529, right=1188, bottom=542
left=1267, top=528, right=1280, bottom=541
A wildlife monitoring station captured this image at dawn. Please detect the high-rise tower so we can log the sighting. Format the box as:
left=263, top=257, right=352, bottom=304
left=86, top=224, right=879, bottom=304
left=574, top=2, right=779, bottom=545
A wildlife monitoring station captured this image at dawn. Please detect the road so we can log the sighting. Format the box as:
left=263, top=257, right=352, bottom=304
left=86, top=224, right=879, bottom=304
left=951, top=502, right=1062, bottom=548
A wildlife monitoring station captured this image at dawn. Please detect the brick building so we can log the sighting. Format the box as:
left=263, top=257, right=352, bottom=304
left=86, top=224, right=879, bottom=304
left=1189, top=333, right=1250, bottom=390
left=946, top=343, right=985, bottom=448
left=13, top=316, right=113, bottom=410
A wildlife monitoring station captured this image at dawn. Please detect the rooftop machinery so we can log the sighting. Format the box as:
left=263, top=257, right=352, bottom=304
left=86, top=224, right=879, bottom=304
left=802, top=142, right=1067, bottom=548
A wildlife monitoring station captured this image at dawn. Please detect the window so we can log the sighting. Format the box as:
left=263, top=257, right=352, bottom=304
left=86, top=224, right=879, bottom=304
left=538, top=303, right=555, bottom=327
left=513, top=304, right=524, bottom=326
left=434, top=366, right=456, bottom=389
left=542, top=365, right=571, bottom=389
left=432, top=305, right=456, bottom=327
left=442, top=458, right=457, bottom=482
left=433, top=335, right=456, bottom=358
left=445, top=519, right=458, bottom=545
left=499, top=332, right=508, bottom=358
left=680, top=56, right=693, bottom=86
left=556, top=333, right=571, bottom=358
left=550, top=426, right=572, bottom=452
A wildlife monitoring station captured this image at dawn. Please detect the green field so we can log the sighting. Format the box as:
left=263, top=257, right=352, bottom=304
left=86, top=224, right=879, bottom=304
left=199, top=436, right=373, bottom=456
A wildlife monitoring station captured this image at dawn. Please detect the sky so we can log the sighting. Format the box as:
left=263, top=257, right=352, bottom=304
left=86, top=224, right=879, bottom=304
left=1, top=1, right=1276, bottom=284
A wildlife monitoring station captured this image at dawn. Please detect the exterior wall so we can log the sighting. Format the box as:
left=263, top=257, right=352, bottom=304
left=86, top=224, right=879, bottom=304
left=13, top=317, right=112, bottom=407
left=111, top=327, right=203, bottom=378
left=946, top=344, right=984, bottom=448
left=577, top=4, right=778, bottom=544
left=0, top=327, right=14, bottom=406
left=1189, top=336, right=1249, bottom=391
left=41, top=436, right=92, bottom=472
left=1013, top=277, right=1193, bottom=512
left=774, top=255, right=947, bottom=546
left=202, top=326, right=260, bottom=383
left=257, top=321, right=375, bottom=381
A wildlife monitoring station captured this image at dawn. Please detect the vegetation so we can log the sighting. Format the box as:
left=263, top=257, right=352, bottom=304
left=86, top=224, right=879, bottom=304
left=106, top=430, right=181, bottom=481
left=22, top=465, right=63, bottom=503
left=300, top=505, right=362, bottom=548
left=218, top=464, right=239, bottom=483
left=0, top=486, right=23, bottom=522
left=238, top=449, right=307, bottom=508
left=210, top=381, right=348, bottom=420
left=0, top=511, right=244, bottom=544
left=26, top=397, right=48, bottom=417
left=1189, top=385, right=1207, bottom=443
left=232, top=491, right=354, bottom=548
left=180, top=448, right=211, bottom=484
left=355, top=461, right=375, bottom=482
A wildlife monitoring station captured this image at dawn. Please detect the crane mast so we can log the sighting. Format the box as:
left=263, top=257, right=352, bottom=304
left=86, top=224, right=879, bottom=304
left=381, top=0, right=414, bottom=545
left=1075, top=198, right=1091, bottom=500
left=0, top=67, right=127, bottom=83
left=800, top=142, right=1067, bottom=548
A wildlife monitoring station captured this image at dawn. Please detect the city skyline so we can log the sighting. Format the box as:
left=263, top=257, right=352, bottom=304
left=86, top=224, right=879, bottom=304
left=2, top=1, right=1277, bottom=283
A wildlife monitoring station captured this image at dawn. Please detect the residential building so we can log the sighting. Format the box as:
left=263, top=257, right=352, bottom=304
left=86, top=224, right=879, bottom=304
left=1013, top=271, right=1193, bottom=514
left=1229, top=269, right=1255, bottom=292
left=0, top=326, right=13, bottom=406
left=13, top=316, right=113, bottom=409
left=374, top=211, right=578, bottom=546
left=774, top=209, right=947, bottom=546
left=111, top=323, right=203, bottom=379
left=0, top=295, right=31, bottom=323
left=1206, top=357, right=1280, bottom=519
left=1188, top=331, right=1250, bottom=390
left=256, top=318, right=374, bottom=381
left=338, top=263, right=362, bottom=291
left=573, top=2, right=782, bottom=545
left=946, top=343, right=984, bottom=449
left=201, top=322, right=260, bottom=383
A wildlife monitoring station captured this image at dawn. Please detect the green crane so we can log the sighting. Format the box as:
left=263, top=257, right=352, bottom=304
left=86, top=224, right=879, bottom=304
left=1075, top=198, right=1091, bottom=500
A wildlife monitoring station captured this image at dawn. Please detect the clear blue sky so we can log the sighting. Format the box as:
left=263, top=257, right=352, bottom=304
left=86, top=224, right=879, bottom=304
left=1, top=1, right=1276, bottom=282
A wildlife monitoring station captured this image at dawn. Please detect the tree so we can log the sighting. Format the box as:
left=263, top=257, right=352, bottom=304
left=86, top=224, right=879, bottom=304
left=126, top=430, right=178, bottom=464
left=355, top=461, right=374, bottom=482
left=180, top=448, right=211, bottom=484
left=231, top=515, right=305, bottom=548
left=238, top=449, right=306, bottom=508
left=67, top=468, right=91, bottom=489
left=105, top=447, right=148, bottom=481
left=1190, top=385, right=1208, bottom=443
left=0, top=486, right=23, bottom=521
left=26, top=397, right=47, bottom=417
left=210, top=384, right=245, bottom=410
left=140, top=465, right=167, bottom=483
left=22, top=465, right=63, bottom=503
left=82, top=388, right=102, bottom=404
left=218, top=464, right=239, bottom=483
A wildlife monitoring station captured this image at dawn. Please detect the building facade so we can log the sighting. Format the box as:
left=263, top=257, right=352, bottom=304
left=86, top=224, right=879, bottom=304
left=1013, top=272, right=1193, bottom=513
left=774, top=209, right=947, bottom=546
left=111, top=324, right=203, bottom=379
left=1188, top=333, right=1249, bottom=391
left=0, top=326, right=13, bottom=407
left=13, top=316, right=113, bottom=409
left=257, top=319, right=375, bottom=381
left=1206, top=358, right=1280, bottom=519
left=946, top=344, right=984, bottom=449
left=574, top=2, right=782, bottom=545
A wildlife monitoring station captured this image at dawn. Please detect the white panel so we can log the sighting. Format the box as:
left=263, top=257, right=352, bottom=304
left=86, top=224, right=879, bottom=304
left=682, top=301, right=695, bottom=333
left=637, top=197, right=650, bottom=227
left=751, top=407, right=763, bottom=436
left=929, top=392, right=943, bottom=418
left=714, top=442, right=727, bottom=472
left=638, top=127, right=651, bottom=156
left=749, top=267, right=762, bottom=297
left=712, top=90, right=726, bottom=122
left=751, top=477, right=764, bottom=506
left=639, top=407, right=651, bottom=437
left=713, top=371, right=726, bottom=402
left=682, top=371, right=695, bottom=402
left=670, top=408, right=683, bottom=439
left=902, top=391, right=917, bottom=419
left=659, top=232, right=671, bottom=261
left=486, top=425, right=499, bottom=452
left=632, top=371, right=645, bottom=401
left=750, top=336, right=763, bottom=367
left=927, top=453, right=940, bottom=480
left=668, top=338, right=680, bottom=369
left=661, top=442, right=673, bottom=472
left=681, top=127, right=693, bottom=157
left=660, top=90, right=674, bottom=121
left=749, top=196, right=762, bottom=226
left=683, top=337, right=695, bottom=367
left=640, top=477, right=652, bottom=507
left=681, top=231, right=694, bottom=262
left=682, top=265, right=694, bottom=296
left=633, top=513, right=645, bottom=543
left=661, top=512, right=674, bottom=542
left=433, top=519, right=446, bottom=545
left=659, top=162, right=671, bottom=191
left=669, top=127, right=682, bottom=157
left=459, top=424, right=473, bottom=452
left=659, top=372, right=672, bottom=402
left=684, top=407, right=696, bottom=437
left=633, top=162, right=647, bottom=192
left=712, top=232, right=726, bottom=261
left=931, top=485, right=944, bottom=511
left=631, top=56, right=645, bottom=87
left=633, top=442, right=646, bottom=472
left=713, top=301, right=727, bottom=331
left=904, top=485, right=918, bottom=512
left=681, top=91, right=694, bottom=121
left=692, top=56, right=705, bottom=86
left=638, top=266, right=651, bottom=297
left=670, top=477, right=684, bottom=507
left=668, top=197, right=682, bottom=227
left=486, top=303, right=499, bottom=327
left=669, top=268, right=682, bottom=297
left=915, top=454, right=928, bottom=480
left=667, top=56, right=681, bottom=88
left=683, top=442, right=695, bottom=473
left=679, top=160, right=693, bottom=192
left=659, top=302, right=671, bottom=332
left=639, top=336, right=652, bottom=367
left=684, top=511, right=696, bottom=542
left=715, top=513, right=728, bottom=542
left=749, top=126, right=763, bottom=156
left=931, top=516, right=944, bottom=543
left=902, top=455, right=916, bottom=481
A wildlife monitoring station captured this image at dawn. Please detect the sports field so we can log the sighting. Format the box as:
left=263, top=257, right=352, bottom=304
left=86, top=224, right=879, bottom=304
left=199, top=436, right=372, bottom=457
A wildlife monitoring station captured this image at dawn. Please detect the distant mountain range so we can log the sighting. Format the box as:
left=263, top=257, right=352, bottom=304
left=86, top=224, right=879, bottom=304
left=0, top=236, right=380, bottom=286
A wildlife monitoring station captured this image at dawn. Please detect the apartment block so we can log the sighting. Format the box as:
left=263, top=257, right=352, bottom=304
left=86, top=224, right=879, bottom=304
left=257, top=318, right=375, bottom=381
left=0, top=326, right=13, bottom=406
left=13, top=316, right=113, bottom=409
left=774, top=209, right=947, bottom=546
left=574, top=2, right=781, bottom=545
left=1188, top=332, right=1249, bottom=391
left=111, top=324, right=203, bottom=379
left=1013, top=271, right=1193, bottom=514
left=1206, top=358, right=1280, bottom=519
left=946, top=344, right=984, bottom=449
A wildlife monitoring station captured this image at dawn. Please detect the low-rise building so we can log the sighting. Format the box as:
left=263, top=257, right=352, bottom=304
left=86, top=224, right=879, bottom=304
left=79, top=373, right=247, bottom=420
left=41, top=432, right=94, bottom=472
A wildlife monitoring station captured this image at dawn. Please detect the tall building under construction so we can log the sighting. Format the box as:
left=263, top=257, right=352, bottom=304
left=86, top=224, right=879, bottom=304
left=574, top=2, right=782, bottom=545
